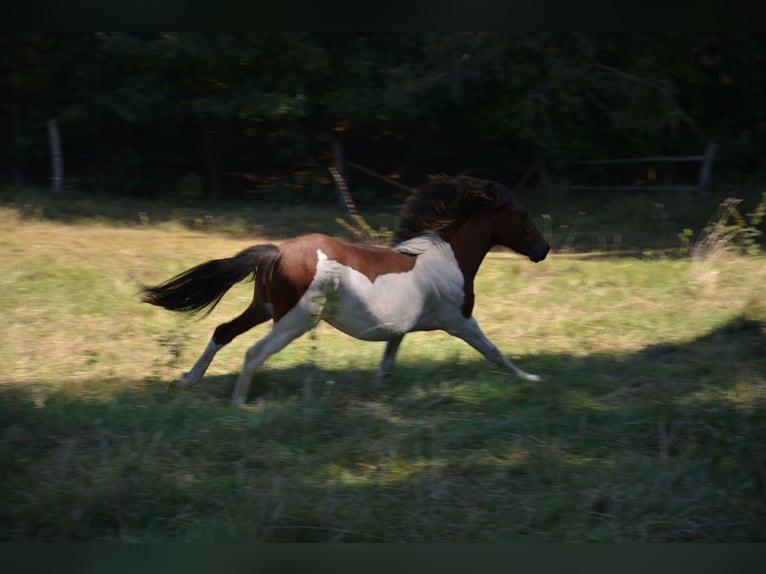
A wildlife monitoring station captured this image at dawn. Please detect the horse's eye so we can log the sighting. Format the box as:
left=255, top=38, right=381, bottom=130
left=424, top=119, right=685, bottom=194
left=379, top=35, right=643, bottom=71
left=520, top=210, right=528, bottom=219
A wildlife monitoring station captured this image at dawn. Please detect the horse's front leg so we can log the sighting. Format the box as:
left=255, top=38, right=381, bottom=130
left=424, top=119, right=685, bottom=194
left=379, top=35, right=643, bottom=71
left=447, top=317, right=541, bottom=382
left=375, top=334, right=405, bottom=385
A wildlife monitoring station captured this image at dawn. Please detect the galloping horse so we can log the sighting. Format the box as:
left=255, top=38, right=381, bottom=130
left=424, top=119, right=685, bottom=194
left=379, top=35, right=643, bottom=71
left=142, top=174, right=550, bottom=405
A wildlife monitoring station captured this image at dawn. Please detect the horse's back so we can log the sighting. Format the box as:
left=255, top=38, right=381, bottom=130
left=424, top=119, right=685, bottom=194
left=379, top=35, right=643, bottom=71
left=271, top=233, right=464, bottom=341
left=277, top=233, right=416, bottom=283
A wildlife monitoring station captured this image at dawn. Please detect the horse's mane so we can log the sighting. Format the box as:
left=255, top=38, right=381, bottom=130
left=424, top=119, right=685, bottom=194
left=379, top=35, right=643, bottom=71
left=392, top=174, right=513, bottom=244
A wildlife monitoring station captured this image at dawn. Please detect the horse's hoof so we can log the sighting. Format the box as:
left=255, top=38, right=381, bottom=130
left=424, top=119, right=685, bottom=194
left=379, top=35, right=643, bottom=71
left=374, top=373, right=390, bottom=386
left=167, top=374, right=194, bottom=392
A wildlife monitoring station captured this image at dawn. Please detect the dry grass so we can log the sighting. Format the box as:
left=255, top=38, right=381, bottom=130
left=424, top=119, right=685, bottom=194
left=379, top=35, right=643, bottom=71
left=1, top=195, right=765, bottom=541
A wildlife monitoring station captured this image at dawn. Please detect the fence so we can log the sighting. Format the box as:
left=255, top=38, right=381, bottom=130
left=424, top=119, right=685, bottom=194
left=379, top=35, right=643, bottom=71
left=566, top=141, right=717, bottom=193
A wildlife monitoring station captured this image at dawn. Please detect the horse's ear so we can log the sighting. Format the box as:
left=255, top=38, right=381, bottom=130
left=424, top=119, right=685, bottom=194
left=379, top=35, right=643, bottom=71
left=480, top=179, right=513, bottom=204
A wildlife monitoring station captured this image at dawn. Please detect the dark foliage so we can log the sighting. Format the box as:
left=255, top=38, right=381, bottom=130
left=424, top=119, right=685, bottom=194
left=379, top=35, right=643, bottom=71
left=2, top=33, right=765, bottom=200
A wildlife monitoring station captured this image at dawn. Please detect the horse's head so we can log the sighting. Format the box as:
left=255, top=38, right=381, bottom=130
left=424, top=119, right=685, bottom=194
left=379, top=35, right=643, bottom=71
left=392, top=174, right=550, bottom=263
left=486, top=181, right=549, bottom=263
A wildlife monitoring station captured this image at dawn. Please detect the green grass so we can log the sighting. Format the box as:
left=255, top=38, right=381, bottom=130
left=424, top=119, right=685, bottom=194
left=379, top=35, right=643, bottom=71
left=1, top=190, right=765, bottom=541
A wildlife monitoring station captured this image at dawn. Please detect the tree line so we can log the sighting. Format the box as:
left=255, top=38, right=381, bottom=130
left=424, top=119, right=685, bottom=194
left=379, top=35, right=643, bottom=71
left=2, top=33, right=764, bottom=202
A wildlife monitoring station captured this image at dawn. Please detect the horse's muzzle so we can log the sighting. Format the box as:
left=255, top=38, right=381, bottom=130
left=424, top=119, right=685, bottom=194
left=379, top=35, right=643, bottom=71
left=528, top=242, right=550, bottom=263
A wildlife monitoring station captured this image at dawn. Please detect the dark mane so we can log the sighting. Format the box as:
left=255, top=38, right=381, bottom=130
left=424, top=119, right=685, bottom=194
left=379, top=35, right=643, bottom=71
left=392, top=174, right=513, bottom=244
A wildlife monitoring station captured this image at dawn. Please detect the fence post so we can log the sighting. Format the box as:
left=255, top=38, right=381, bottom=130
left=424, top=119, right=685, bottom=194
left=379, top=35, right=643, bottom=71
left=696, top=141, right=717, bottom=192
left=47, top=118, right=64, bottom=193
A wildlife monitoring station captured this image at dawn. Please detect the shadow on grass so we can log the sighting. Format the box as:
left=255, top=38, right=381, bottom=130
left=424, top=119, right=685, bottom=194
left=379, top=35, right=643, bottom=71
left=1, top=316, right=764, bottom=541
left=1, top=188, right=393, bottom=242
left=4, top=185, right=743, bottom=253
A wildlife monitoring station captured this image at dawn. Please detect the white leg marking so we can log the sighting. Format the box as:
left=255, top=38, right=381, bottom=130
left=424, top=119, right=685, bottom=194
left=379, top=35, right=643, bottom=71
left=447, top=317, right=541, bottom=382
left=231, top=305, right=315, bottom=405
left=171, top=337, right=224, bottom=389
left=375, top=334, right=405, bottom=385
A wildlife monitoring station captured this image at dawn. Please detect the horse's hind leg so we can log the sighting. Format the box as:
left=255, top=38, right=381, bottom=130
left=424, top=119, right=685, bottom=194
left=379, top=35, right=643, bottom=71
left=231, top=305, right=314, bottom=405
left=174, top=299, right=272, bottom=387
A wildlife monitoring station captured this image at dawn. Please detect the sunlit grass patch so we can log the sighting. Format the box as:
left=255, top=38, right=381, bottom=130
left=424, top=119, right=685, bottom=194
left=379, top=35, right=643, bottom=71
left=1, top=200, right=765, bottom=541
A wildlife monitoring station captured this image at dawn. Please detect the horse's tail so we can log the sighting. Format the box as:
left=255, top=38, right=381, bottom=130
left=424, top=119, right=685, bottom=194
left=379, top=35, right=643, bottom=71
left=141, top=244, right=280, bottom=317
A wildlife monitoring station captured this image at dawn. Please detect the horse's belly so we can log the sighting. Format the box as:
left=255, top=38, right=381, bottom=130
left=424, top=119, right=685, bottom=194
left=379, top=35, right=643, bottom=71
left=325, top=288, right=424, bottom=341
left=309, top=245, right=463, bottom=341
left=318, top=267, right=426, bottom=341
left=323, top=315, right=404, bottom=341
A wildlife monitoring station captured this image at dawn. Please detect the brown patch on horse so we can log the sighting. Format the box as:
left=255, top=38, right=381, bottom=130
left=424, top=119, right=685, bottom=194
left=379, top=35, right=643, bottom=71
left=268, top=234, right=417, bottom=321
left=212, top=297, right=273, bottom=345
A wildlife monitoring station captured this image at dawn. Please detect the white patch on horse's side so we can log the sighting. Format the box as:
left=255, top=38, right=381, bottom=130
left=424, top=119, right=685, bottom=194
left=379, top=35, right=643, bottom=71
left=302, top=234, right=465, bottom=341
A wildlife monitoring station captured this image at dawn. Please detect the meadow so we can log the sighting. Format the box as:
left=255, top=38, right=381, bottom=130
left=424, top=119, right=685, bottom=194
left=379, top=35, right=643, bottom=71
left=1, top=188, right=764, bottom=541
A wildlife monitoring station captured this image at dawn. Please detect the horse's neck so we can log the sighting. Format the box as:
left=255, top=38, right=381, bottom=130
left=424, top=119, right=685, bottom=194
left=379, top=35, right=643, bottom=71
left=392, top=223, right=493, bottom=285
left=447, top=217, right=494, bottom=285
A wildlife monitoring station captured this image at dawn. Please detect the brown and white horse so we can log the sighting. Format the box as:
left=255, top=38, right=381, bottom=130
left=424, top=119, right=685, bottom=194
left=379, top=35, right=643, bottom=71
left=142, top=174, right=549, bottom=405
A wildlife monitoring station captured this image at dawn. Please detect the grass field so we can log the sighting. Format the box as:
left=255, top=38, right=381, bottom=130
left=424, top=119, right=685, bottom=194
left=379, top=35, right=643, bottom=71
left=1, top=189, right=765, bottom=541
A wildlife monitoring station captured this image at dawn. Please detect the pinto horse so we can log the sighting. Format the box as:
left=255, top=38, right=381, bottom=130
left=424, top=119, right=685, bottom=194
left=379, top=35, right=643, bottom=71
left=142, top=174, right=549, bottom=405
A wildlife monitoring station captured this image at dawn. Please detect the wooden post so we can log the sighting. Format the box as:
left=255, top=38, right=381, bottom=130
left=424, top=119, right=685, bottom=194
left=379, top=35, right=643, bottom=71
left=12, top=103, right=22, bottom=190
left=696, top=141, right=717, bottom=191
left=47, top=118, right=64, bottom=193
